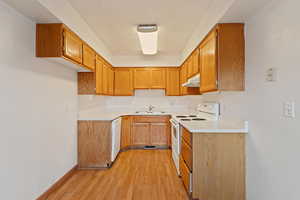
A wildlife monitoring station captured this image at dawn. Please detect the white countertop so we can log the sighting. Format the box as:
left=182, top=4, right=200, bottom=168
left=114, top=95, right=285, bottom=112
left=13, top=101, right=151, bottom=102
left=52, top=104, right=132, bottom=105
left=78, top=111, right=248, bottom=133
left=179, top=119, right=248, bottom=133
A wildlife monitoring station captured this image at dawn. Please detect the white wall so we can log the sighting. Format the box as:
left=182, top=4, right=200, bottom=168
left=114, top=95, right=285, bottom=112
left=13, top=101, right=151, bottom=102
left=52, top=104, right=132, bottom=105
left=79, top=90, right=202, bottom=113
left=0, top=2, right=78, bottom=200
left=201, top=0, right=300, bottom=199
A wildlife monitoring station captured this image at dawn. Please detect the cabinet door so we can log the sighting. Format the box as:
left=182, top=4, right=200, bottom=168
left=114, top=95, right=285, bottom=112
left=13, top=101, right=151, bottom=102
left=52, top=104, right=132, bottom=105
left=187, top=58, right=193, bottom=78
left=166, top=68, right=180, bottom=96
left=150, top=123, right=168, bottom=146
left=78, top=121, right=111, bottom=168
left=114, top=69, right=133, bottom=96
left=63, top=29, right=83, bottom=63
left=180, top=63, right=188, bottom=95
left=199, top=31, right=218, bottom=93
left=121, top=116, right=132, bottom=149
left=132, top=123, right=150, bottom=146
left=102, top=64, right=109, bottom=95
left=82, top=44, right=96, bottom=71
left=108, top=67, right=114, bottom=95
left=151, top=68, right=166, bottom=89
left=192, top=49, right=200, bottom=75
left=134, top=69, right=151, bottom=89
left=95, top=56, right=103, bottom=94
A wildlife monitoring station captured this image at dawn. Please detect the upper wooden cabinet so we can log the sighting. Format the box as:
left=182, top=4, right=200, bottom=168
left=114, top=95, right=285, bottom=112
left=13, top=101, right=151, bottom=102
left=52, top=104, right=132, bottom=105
left=134, top=68, right=151, bottom=89
left=151, top=68, right=166, bottom=89
left=95, top=58, right=114, bottom=96
left=199, top=31, right=218, bottom=93
left=108, top=66, right=114, bottom=95
left=36, top=23, right=97, bottom=72
left=114, top=68, right=133, bottom=96
left=180, top=63, right=188, bottom=95
left=63, top=29, right=83, bottom=64
left=199, top=23, right=245, bottom=93
left=82, top=44, right=96, bottom=71
left=134, top=68, right=166, bottom=89
left=166, top=68, right=180, bottom=96
left=95, top=56, right=103, bottom=94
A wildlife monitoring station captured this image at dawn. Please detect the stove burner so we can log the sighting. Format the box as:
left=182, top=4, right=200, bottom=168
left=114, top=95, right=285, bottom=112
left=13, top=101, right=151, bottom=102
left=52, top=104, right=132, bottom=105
left=176, top=115, right=188, bottom=118
left=189, top=115, right=197, bottom=117
left=192, top=118, right=206, bottom=121
left=181, top=119, right=192, bottom=121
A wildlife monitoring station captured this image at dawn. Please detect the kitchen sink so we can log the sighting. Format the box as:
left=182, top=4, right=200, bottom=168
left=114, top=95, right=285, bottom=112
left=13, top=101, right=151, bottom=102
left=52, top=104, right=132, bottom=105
left=135, top=111, right=167, bottom=115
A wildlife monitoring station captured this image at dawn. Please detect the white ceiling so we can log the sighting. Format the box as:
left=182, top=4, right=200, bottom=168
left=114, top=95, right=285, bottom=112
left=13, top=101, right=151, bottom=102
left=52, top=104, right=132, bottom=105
left=2, top=0, right=272, bottom=66
left=66, top=0, right=226, bottom=57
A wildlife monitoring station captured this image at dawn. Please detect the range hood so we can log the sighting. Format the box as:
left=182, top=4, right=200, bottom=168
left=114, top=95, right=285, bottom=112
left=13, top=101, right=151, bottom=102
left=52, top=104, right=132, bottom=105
left=182, top=74, right=200, bottom=87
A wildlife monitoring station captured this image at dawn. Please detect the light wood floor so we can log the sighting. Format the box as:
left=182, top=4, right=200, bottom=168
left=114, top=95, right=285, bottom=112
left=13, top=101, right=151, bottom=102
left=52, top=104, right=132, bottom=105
left=47, top=150, right=189, bottom=200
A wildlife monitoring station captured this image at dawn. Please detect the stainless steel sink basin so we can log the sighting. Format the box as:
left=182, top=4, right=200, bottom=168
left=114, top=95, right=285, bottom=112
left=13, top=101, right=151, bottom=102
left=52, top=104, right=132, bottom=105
left=135, top=111, right=166, bottom=115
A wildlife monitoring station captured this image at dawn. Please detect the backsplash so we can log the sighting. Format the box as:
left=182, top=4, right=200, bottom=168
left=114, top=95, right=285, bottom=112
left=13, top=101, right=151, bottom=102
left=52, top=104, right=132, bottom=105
left=79, top=90, right=203, bottom=113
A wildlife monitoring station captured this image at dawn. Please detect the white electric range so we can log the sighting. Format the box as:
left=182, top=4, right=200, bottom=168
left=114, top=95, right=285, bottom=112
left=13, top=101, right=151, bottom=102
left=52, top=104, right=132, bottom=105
left=170, top=102, right=220, bottom=175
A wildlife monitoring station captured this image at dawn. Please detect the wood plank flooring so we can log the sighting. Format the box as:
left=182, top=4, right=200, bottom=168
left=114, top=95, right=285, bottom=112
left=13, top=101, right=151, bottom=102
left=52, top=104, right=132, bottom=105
left=46, top=150, right=188, bottom=200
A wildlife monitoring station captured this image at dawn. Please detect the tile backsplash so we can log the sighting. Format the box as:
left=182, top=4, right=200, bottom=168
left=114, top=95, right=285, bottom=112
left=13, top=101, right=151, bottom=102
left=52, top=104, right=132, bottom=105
left=79, top=89, right=203, bottom=113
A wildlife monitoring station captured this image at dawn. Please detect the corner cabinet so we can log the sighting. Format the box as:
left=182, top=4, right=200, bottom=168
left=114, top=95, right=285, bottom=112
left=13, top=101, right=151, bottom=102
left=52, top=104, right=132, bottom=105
left=199, top=23, right=245, bottom=93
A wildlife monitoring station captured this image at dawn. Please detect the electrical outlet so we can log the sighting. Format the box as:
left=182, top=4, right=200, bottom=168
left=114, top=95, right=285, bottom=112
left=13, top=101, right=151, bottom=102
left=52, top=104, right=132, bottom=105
left=284, top=102, right=295, bottom=118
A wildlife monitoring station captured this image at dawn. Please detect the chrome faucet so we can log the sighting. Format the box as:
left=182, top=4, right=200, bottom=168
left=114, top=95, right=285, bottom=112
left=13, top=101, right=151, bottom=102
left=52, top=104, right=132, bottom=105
left=148, top=105, right=155, bottom=113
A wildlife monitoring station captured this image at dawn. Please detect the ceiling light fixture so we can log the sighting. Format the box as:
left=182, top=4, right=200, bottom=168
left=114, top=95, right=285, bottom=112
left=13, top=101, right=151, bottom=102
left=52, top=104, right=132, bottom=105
left=137, top=24, right=158, bottom=55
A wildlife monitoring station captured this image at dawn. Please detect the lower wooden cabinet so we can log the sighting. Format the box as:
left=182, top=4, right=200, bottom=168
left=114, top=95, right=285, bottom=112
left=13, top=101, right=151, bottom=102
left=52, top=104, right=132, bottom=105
left=78, top=121, right=112, bottom=169
left=180, top=127, right=246, bottom=200
left=129, top=116, right=171, bottom=147
left=132, top=122, right=150, bottom=146
left=121, top=116, right=132, bottom=149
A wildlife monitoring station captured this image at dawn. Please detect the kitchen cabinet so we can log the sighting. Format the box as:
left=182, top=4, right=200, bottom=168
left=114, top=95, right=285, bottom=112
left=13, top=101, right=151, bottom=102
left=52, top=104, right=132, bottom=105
left=95, top=56, right=103, bottom=94
left=132, top=122, right=150, bottom=146
left=179, top=127, right=245, bottom=200
left=199, top=30, right=218, bottom=92
left=199, top=23, right=245, bottom=93
left=114, top=68, right=133, bottom=96
left=121, top=116, right=132, bottom=149
left=36, top=23, right=96, bottom=72
left=78, top=121, right=112, bottom=168
left=82, top=44, right=96, bottom=71
left=108, top=67, right=114, bottom=95
left=131, top=116, right=170, bottom=147
left=166, top=68, right=180, bottom=96
left=192, top=49, right=200, bottom=75
left=151, top=68, right=166, bottom=89
left=134, top=68, right=166, bottom=89
left=134, top=68, right=151, bottom=89
left=180, top=63, right=188, bottom=95
left=63, top=29, right=83, bottom=64
left=150, top=123, right=169, bottom=145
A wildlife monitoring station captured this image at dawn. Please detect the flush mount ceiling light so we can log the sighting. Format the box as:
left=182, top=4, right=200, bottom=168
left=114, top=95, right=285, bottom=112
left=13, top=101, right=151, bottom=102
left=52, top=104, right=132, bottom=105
left=137, top=24, right=158, bottom=55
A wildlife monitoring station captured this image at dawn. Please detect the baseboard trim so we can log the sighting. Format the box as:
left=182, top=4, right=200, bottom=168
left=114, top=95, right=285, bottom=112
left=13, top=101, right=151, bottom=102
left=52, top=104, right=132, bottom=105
left=36, top=165, right=78, bottom=200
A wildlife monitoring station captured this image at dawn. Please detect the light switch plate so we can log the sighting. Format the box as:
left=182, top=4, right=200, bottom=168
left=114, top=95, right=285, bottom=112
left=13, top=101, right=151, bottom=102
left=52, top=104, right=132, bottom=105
left=284, top=102, right=295, bottom=118
left=266, top=68, right=277, bottom=82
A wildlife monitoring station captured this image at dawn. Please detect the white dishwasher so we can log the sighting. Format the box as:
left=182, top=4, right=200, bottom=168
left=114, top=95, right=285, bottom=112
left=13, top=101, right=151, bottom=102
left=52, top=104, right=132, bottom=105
left=111, top=117, right=121, bottom=162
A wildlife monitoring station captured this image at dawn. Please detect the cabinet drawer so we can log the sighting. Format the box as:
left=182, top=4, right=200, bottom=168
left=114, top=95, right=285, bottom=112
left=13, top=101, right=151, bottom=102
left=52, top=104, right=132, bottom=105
left=133, top=116, right=169, bottom=123
left=181, top=138, right=193, bottom=171
left=180, top=156, right=192, bottom=194
left=182, top=127, right=192, bottom=147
